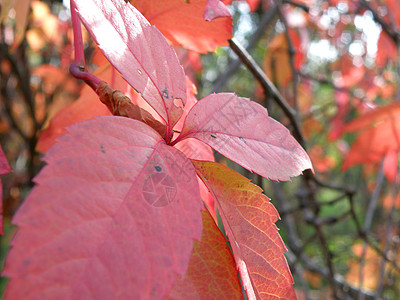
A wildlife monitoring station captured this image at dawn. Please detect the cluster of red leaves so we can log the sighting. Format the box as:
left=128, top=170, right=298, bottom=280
left=2, top=1, right=312, bottom=299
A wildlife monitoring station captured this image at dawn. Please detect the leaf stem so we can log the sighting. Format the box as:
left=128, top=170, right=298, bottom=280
left=69, top=0, right=101, bottom=91
left=70, top=0, right=85, bottom=66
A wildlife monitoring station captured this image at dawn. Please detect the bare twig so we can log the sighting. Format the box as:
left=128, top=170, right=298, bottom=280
left=277, top=2, right=299, bottom=110
left=212, top=5, right=278, bottom=93
left=282, top=0, right=309, bottom=12
left=375, top=163, right=399, bottom=299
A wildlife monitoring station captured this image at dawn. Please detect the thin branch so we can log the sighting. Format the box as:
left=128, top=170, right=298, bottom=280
left=364, top=160, right=385, bottom=231
left=282, top=0, right=309, bottom=12
left=277, top=2, right=299, bottom=111
left=0, top=44, right=38, bottom=131
left=212, top=5, right=278, bottom=93
left=286, top=248, right=375, bottom=299
left=375, top=163, right=399, bottom=299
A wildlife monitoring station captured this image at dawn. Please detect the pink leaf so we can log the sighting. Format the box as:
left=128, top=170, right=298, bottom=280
left=73, top=0, right=186, bottom=134
left=177, top=93, right=312, bottom=181
left=204, top=0, right=231, bottom=21
left=3, top=117, right=203, bottom=300
left=0, top=146, right=11, bottom=175
left=0, top=146, right=11, bottom=235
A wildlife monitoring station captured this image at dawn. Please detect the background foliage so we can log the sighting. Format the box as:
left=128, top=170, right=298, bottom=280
left=1, top=0, right=400, bottom=298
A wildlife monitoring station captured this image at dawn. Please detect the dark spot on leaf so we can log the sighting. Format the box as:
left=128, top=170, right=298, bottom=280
left=239, top=137, right=246, bottom=143
left=162, top=88, right=169, bottom=99
left=100, top=144, right=106, bottom=154
left=155, top=166, right=162, bottom=172
left=211, top=134, right=217, bottom=138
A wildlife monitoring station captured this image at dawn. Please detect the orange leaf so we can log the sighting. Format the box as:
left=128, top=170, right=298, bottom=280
left=168, top=210, right=242, bottom=299
left=131, top=0, right=232, bottom=53
left=32, top=64, right=78, bottom=94
left=346, top=243, right=381, bottom=291
left=382, top=192, right=400, bottom=210
left=376, top=31, right=397, bottom=67
left=194, top=160, right=296, bottom=299
left=10, top=0, right=31, bottom=50
left=264, top=30, right=303, bottom=87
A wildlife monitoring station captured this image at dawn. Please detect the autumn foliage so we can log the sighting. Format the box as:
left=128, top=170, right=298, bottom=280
left=1, top=0, right=400, bottom=299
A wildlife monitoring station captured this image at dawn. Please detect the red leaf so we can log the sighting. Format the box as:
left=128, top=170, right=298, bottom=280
left=383, top=150, right=398, bottom=183
left=177, top=93, right=312, bottom=181
left=334, top=55, right=365, bottom=88
left=376, top=31, right=397, bottom=67
left=246, top=0, right=261, bottom=11
left=32, top=64, right=78, bottom=94
left=168, top=210, right=242, bottom=299
left=204, top=0, right=231, bottom=21
left=341, top=103, right=400, bottom=171
left=194, top=161, right=296, bottom=299
left=341, top=102, right=400, bottom=133
left=133, top=0, right=232, bottom=53
left=221, top=0, right=260, bottom=11
left=0, top=146, right=11, bottom=235
left=0, top=146, right=11, bottom=175
left=3, top=117, right=203, bottom=300
left=74, top=0, right=186, bottom=133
